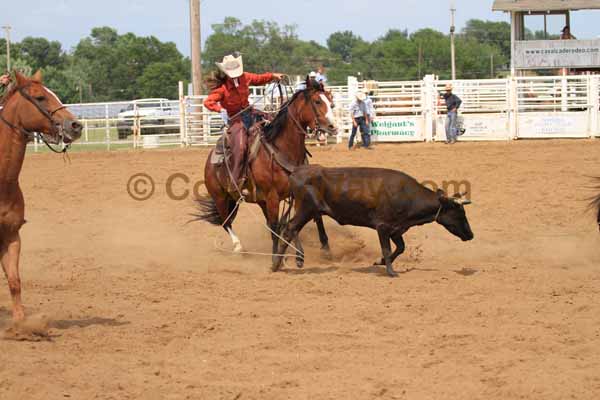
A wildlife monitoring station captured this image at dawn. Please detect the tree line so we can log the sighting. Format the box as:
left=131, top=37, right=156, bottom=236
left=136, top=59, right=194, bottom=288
left=0, top=18, right=551, bottom=103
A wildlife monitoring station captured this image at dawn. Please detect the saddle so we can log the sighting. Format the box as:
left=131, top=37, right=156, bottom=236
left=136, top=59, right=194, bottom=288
left=210, top=119, right=267, bottom=167
left=211, top=113, right=309, bottom=198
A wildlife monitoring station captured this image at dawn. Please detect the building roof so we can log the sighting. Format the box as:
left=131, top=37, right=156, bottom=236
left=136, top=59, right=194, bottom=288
left=493, top=0, right=600, bottom=11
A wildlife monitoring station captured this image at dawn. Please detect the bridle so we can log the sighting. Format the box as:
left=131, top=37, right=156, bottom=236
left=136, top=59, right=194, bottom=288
left=287, top=89, right=336, bottom=138
left=0, top=83, right=70, bottom=153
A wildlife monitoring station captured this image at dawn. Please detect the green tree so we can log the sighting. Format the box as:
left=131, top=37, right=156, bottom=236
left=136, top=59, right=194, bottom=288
left=73, top=27, right=189, bottom=101
left=204, top=18, right=334, bottom=78
left=327, top=31, right=366, bottom=63
left=18, top=37, right=65, bottom=71
left=137, top=60, right=190, bottom=99
left=462, top=19, right=511, bottom=61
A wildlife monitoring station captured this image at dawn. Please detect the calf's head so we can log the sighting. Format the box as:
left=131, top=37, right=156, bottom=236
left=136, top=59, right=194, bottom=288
left=435, top=192, right=474, bottom=241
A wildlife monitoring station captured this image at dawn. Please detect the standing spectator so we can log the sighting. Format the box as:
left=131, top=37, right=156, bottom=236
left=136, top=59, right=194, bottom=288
left=296, top=71, right=318, bottom=92
left=440, top=83, right=462, bottom=144
left=560, top=26, right=576, bottom=40
left=316, top=66, right=327, bottom=87
left=348, top=91, right=372, bottom=149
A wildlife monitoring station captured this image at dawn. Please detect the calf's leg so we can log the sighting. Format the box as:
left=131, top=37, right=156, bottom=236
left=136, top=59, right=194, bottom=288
left=377, top=233, right=406, bottom=266
left=294, top=237, right=305, bottom=268
left=376, top=227, right=397, bottom=277
left=273, top=208, right=314, bottom=272
left=314, top=216, right=331, bottom=252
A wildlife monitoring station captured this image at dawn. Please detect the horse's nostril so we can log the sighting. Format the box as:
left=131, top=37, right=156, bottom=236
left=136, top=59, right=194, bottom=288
left=72, top=121, right=82, bottom=131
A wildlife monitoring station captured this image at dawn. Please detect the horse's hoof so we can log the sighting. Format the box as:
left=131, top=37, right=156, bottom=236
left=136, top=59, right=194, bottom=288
left=320, top=250, right=333, bottom=261
left=296, top=259, right=304, bottom=269
left=233, top=243, right=243, bottom=253
left=386, top=269, right=399, bottom=278
left=12, top=307, right=25, bottom=322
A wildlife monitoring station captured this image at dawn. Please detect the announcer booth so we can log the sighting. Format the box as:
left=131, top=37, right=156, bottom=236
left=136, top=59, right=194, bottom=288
left=492, top=0, right=600, bottom=139
left=491, top=0, right=600, bottom=75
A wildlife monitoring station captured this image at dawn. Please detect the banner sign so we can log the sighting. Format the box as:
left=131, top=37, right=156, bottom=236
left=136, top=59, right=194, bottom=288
left=514, top=39, right=600, bottom=69
left=370, top=118, right=423, bottom=142
left=435, top=114, right=510, bottom=141
left=517, top=112, right=588, bottom=138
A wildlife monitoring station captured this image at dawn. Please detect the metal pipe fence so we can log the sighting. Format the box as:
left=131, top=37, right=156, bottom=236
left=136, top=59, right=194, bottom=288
left=26, top=74, right=600, bottom=152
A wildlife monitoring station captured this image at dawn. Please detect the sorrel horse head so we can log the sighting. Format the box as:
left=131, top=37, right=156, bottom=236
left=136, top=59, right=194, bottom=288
left=197, top=79, right=337, bottom=268
left=0, top=70, right=81, bottom=321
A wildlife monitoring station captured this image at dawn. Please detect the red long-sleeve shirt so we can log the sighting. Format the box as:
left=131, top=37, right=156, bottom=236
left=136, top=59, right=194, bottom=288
left=203, top=72, right=275, bottom=116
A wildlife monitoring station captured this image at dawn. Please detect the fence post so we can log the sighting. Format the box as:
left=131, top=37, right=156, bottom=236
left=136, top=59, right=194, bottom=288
left=202, top=104, right=210, bottom=145
left=84, top=119, right=89, bottom=143
left=590, top=75, right=599, bottom=138
left=509, top=76, right=518, bottom=139
left=561, top=75, right=568, bottom=112
left=178, top=81, right=187, bottom=147
left=423, top=74, right=435, bottom=142
left=105, top=104, right=110, bottom=151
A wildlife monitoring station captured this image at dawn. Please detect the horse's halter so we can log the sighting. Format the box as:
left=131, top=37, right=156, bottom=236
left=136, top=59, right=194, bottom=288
left=0, top=83, right=69, bottom=153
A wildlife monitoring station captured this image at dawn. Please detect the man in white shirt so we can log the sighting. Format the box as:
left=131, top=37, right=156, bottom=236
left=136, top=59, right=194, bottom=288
left=348, top=91, right=372, bottom=149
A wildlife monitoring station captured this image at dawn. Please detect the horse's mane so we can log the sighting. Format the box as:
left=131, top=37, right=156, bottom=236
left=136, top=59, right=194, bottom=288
left=0, top=84, right=19, bottom=106
left=263, top=79, right=322, bottom=143
left=0, top=78, right=40, bottom=106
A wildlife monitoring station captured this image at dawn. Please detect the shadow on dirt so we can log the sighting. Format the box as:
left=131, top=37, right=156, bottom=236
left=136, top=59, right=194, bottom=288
left=51, top=317, right=130, bottom=330
left=352, top=265, right=439, bottom=277
left=283, top=266, right=339, bottom=275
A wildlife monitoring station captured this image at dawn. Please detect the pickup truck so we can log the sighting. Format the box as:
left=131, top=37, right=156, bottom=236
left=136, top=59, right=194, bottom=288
left=117, top=98, right=180, bottom=139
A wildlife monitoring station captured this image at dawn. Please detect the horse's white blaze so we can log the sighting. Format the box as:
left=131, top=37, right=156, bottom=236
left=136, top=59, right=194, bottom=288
left=44, top=86, right=64, bottom=106
left=227, top=226, right=243, bottom=252
left=320, top=93, right=335, bottom=126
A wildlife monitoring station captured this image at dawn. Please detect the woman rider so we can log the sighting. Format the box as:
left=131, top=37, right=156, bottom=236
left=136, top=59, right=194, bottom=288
left=203, top=53, right=284, bottom=191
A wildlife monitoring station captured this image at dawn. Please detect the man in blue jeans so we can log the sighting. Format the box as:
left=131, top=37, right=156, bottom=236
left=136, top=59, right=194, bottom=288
left=441, top=83, right=462, bottom=144
left=348, top=91, right=372, bottom=149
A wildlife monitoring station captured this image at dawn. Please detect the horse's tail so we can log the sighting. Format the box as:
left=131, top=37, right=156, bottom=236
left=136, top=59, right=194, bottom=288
left=191, top=195, right=223, bottom=226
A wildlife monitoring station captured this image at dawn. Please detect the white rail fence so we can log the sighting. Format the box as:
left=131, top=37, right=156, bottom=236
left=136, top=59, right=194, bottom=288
left=27, top=75, right=600, bottom=152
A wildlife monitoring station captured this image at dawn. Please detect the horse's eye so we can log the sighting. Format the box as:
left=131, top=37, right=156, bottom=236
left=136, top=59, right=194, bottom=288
left=35, top=96, right=46, bottom=102
left=315, top=100, right=322, bottom=105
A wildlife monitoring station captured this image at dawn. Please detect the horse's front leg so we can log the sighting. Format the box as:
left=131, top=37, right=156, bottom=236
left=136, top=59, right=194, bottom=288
left=1, top=232, right=25, bottom=321
left=264, top=190, right=281, bottom=268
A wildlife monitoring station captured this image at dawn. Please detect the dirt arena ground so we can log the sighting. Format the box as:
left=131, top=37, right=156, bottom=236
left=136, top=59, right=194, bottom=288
left=1, top=139, right=599, bottom=399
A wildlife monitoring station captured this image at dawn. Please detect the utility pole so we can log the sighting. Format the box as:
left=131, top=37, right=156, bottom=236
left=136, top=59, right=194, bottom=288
left=2, top=25, right=11, bottom=72
left=417, top=43, right=423, bottom=79
left=190, top=0, right=202, bottom=96
left=490, top=53, right=494, bottom=78
left=450, top=3, right=456, bottom=81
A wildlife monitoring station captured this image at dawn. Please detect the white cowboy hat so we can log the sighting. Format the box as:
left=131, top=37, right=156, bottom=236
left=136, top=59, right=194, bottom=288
left=445, top=83, right=453, bottom=91
left=308, top=71, right=317, bottom=78
left=216, top=54, right=244, bottom=78
left=356, top=91, right=366, bottom=101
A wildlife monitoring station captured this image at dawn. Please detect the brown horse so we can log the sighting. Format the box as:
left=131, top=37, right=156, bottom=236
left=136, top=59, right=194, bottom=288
left=197, top=80, right=337, bottom=267
left=0, top=71, right=81, bottom=321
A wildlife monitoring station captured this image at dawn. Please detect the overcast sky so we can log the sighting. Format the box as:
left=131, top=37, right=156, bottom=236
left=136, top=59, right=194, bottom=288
left=3, top=1, right=600, bottom=56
